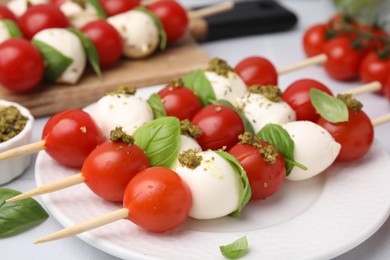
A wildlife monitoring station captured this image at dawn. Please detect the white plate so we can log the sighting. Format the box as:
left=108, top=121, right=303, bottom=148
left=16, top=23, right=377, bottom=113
left=35, top=138, right=390, bottom=260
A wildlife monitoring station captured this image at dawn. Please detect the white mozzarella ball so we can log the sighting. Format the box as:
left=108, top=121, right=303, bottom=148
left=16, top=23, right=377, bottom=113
left=32, top=28, right=86, bottom=84
left=204, top=71, right=248, bottom=103
left=91, top=94, right=154, bottom=139
left=0, top=21, right=11, bottom=44
left=59, top=0, right=99, bottom=28
left=235, top=92, right=296, bottom=133
left=178, top=135, right=201, bottom=153
left=173, top=150, right=243, bottom=220
left=283, top=121, right=341, bottom=181
left=7, top=0, right=48, bottom=17
left=107, top=10, right=159, bottom=58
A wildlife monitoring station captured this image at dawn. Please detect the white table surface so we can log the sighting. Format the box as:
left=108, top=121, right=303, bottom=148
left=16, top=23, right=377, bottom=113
left=2, top=0, right=390, bottom=259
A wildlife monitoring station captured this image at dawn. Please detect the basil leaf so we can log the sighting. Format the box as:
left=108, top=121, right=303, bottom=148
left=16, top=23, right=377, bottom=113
left=214, top=151, right=251, bottom=217
left=135, top=7, right=167, bottom=50
left=0, top=188, right=49, bottom=237
left=214, top=99, right=255, bottom=134
left=87, top=0, right=107, bottom=18
left=219, top=236, right=249, bottom=259
left=68, top=28, right=102, bottom=78
left=133, top=117, right=180, bottom=168
left=310, top=88, right=349, bottom=123
left=147, top=93, right=167, bottom=119
left=183, top=69, right=216, bottom=106
left=32, top=39, right=73, bottom=83
left=3, top=20, right=23, bottom=38
left=257, top=124, right=307, bottom=176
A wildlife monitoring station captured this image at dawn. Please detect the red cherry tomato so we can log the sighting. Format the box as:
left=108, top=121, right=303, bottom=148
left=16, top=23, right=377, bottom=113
left=282, top=79, right=333, bottom=122
left=148, top=0, right=188, bottom=44
left=229, top=141, right=285, bottom=200
left=82, top=140, right=149, bottom=202
left=18, top=3, right=69, bottom=40
left=123, top=166, right=192, bottom=232
left=302, top=24, right=328, bottom=57
left=50, top=0, right=66, bottom=6
left=158, top=83, right=202, bottom=120
left=317, top=109, right=374, bottom=162
left=81, top=20, right=123, bottom=68
left=359, top=51, right=390, bottom=94
left=323, top=37, right=363, bottom=81
left=99, top=0, right=140, bottom=16
left=234, top=56, right=278, bottom=86
left=191, top=104, right=245, bottom=151
left=357, top=25, right=389, bottom=54
left=42, top=109, right=105, bottom=168
left=0, top=5, right=17, bottom=22
left=0, top=38, right=44, bottom=92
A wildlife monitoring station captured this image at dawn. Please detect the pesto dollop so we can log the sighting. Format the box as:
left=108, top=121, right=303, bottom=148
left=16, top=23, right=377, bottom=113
left=248, top=85, right=282, bottom=102
left=206, top=58, right=234, bottom=77
left=0, top=106, right=28, bottom=143
left=336, top=93, right=363, bottom=112
left=238, top=132, right=279, bottom=164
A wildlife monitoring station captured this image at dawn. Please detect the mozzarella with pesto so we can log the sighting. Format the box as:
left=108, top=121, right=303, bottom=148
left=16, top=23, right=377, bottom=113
left=32, top=28, right=86, bottom=84
left=7, top=0, right=48, bottom=17
left=283, top=121, right=341, bottom=181
left=173, top=150, right=243, bottom=219
left=107, top=10, right=159, bottom=58
left=0, top=21, right=11, bottom=44
left=91, top=93, right=154, bottom=139
left=235, top=92, right=296, bottom=133
left=59, top=0, right=100, bottom=28
left=178, top=135, right=201, bottom=153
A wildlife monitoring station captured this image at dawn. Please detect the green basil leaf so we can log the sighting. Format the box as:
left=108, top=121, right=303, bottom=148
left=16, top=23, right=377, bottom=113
left=68, top=28, right=102, bottom=78
left=32, top=39, right=73, bottom=83
left=257, top=123, right=307, bottom=176
left=2, top=20, right=23, bottom=38
left=135, top=7, right=167, bottom=50
left=183, top=69, right=216, bottom=106
left=0, top=188, right=49, bottom=237
left=147, top=93, right=167, bottom=119
left=310, top=88, right=349, bottom=123
left=214, top=150, right=251, bottom=217
left=87, top=0, right=107, bottom=18
left=219, top=236, right=249, bottom=259
left=214, top=99, right=255, bottom=134
left=133, top=117, right=180, bottom=168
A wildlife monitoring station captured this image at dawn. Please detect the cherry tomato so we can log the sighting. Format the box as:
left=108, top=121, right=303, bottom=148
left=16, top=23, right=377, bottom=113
left=234, top=56, right=278, bottom=86
left=191, top=104, right=245, bottom=151
left=0, top=5, right=17, bottom=22
left=282, top=79, right=333, bottom=122
left=123, top=166, right=192, bottom=232
left=359, top=51, right=390, bottom=94
left=0, top=38, right=44, bottom=92
left=357, top=25, right=389, bottom=54
left=317, top=109, right=374, bottom=162
left=229, top=140, right=285, bottom=200
left=327, top=13, right=359, bottom=33
left=302, top=24, right=328, bottom=57
left=81, top=20, right=123, bottom=68
left=323, top=37, right=363, bottom=81
left=18, top=3, right=69, bottom=40
left=42, top=109, right=105, bottom=168
left=148, top=0, right=188, bottom=44
left=82, top=140, right=149, bottom=202
left=158, top=82, right=202, bottom=120
left=99, top=0, right=140, bottom=16
left=50, top=0, right=66, bottom=6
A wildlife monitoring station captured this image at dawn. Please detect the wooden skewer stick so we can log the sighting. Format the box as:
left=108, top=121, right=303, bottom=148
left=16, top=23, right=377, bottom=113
left=339, top=81, right=382, bottom=96
left=188, top=1, right=234, bottom=20
left=371, top=113, right=390, bottom=127
left=6, top=174, right=84, bottom=203
left=35, top=208, right=129, bottom=244
left=0, top=140, right=45, bottom=161
left=277, top=54, right=327, bottom=75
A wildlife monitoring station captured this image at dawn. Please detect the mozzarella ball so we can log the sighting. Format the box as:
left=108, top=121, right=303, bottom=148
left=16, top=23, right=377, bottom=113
left=283, top=121, right=341, bottom=181
left=235, top=92, right=296, bottom=133
left=0, top=21, right=11, bottom=44
left=205, top=71, right=248, bottom=103
left=173, top=150, right=243, bottom=219
left=7, top=0, right=48, bottom=17
left=179, top=135, right=201, bottom=153
left=107, top=10, right=159, bottom=58
left=59, top=0, right=100, bottom=28
left=32, top=28, right=86, bottom=84
left=91, top=94, right=154, bottom=139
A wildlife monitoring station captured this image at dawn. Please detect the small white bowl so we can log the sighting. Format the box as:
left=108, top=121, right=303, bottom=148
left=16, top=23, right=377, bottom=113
left=0, top=100, right=34, bottom=185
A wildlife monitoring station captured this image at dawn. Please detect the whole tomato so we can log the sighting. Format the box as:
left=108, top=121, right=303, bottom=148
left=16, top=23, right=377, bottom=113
left=234, top=56, right=278, bottom=86
left=0, top=38, right=44, bottom=92
left=99, top=0, right=140, bottom=16
left=282, top=79, right=333, bottom=122
left=0, top=5, right=17, bottom=22
left=42, top=109, right=105, bottom=168
left=191, top=104, right=245, bottom=151
left=359, top=51, right=390, bottom=94
left=81, top=20, right=124, bottom=68
left=18, top=3, right=69, bottom=40
left=148, top=0, right=188, bottom=44
left=323, top=37, right=363, bottom=81
left=123, top=166, right=192, bottom=232
left=302, top=24, right=328, bottom=57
